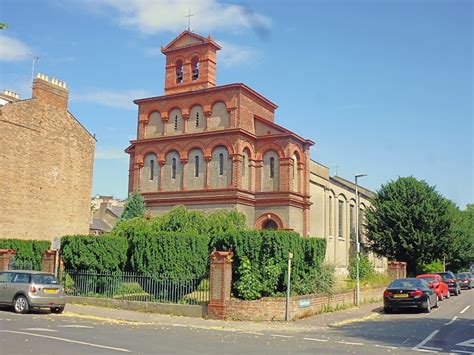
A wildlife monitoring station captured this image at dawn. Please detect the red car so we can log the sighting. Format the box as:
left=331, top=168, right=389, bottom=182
left=417, top=274, right=450, bottom=301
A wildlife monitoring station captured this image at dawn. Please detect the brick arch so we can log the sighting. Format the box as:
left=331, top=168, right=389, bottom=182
left=136, top=147, right=161, bottom=163
left=255, top=213, right=284, bottom=230
left=209, top=97, right=232, bottom=109
left=291, top=146, right=304, bottom=161
left=167, top=106, right=183, bottom=117
left=146, top=109, right=163, bottom=120
left=256, top=143, right=286, bottom=160
left=187, top=102, right=204, bottom=112
left=187, top=52, right=201, bottom=62
left=183, top=141, right=207, bottom=159
left=162, top=142, right=186, bottom=160
left=239, top=141, right=256, bottom=160
left=207, top=138, right=235, bottom=157
left=171, top=55, right=186, bottom=64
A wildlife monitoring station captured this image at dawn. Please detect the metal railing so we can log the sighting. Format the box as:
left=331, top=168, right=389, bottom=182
left=60, top=270, right=209, bottom=305
left=8, top=257, right=34, bottom=271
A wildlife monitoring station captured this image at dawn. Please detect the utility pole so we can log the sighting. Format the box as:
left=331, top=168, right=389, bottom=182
left=355, top=173, right=367, bottom=307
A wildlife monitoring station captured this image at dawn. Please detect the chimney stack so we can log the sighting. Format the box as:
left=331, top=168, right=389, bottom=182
left=32, top=73, right=69, bottom=110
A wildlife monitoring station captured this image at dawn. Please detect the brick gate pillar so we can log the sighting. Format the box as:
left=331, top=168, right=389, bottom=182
left=208, top=251, right=233, bottom=320
left=41, top=249, right=57, bottom=273
left=0, top=249, right=15, bottom=271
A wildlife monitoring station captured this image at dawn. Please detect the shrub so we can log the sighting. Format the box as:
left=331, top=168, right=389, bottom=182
left=234, top=256, right=262, bottom=300
left=61, top=235, right=128, bottom=272
left=421, top=260, right=444, bottom=274
left=0, top=239, right=50, bottom=270
left=348, top=253, right=375, bottom=281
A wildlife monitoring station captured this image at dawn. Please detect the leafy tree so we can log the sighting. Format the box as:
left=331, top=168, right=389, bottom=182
left=365, top=177, right=452, bottom=275
left=0, top=23, right=8, bottom=29
left=120, top=191, right=146, bottom=220
left=446, top=203, right=474, bottom=272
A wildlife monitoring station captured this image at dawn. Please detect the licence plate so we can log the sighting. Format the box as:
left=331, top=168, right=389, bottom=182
left=44, top=288, right=58, bottom=294
left=394, top=294, right=408, bottom=298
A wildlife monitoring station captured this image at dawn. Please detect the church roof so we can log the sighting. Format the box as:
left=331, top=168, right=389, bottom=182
left=161, top=30, right=221, bottom=54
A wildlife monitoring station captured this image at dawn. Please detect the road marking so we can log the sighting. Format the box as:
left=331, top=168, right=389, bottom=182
left=455, top=338, right=474, bottom=348
left=444, top=316, right=458, bottom=325
left=0, top=330, right=131, bottom=352
left=423, top=346, right=442, bottom=351
left=303, top=337, right=328, bottom=342
left=412, top=329, right=440, bottom=351
left=460, top=306, right=470, bottom=314
left=242, top=332, right=264, bottom=336
left=373, top=344, right=398, bottom=349
left=449, top=350, right=473, bottom=354
left=270, top=334, right=293, bottom=338
left=22, top=328, right=57, bottom=332
left=415, top=349, right=438, bottom=353
left=58, top=325, right=94, bottom=329
left=337, top=341, right=364, bottom=346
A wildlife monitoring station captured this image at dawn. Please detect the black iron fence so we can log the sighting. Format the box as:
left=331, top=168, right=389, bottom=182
left=60, top=270, right=209, bottom=305
left=8, top=257, right=34, bottom=271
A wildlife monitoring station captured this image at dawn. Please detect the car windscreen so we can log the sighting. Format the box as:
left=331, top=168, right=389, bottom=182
left=457, top=273, right=469, bottom=278
left=389, top=279, right=423, bottom=288
left=419, top=277, right=436, bottom=283
left=438, top=273, right=453, bottom=280
left=31, top=274, right=58, bottom=285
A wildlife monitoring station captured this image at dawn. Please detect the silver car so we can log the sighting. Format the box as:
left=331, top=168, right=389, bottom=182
left=0, top=270, right=66, bottom=314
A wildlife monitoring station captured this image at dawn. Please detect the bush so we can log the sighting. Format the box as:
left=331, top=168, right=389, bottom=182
left=61, top=235, right=128, bottom=272
left=421, top=260, right=444, bottom=274
left=348, top=253, right=375, bottom=281
left=0, top=239, right=50, bottom=270
left=210, top=230, right=327, bottom=299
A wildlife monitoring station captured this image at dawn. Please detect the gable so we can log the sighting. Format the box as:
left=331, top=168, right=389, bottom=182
left=173, top=34, right=204, bottom=48
left=254, top=118, right=286, bottom=136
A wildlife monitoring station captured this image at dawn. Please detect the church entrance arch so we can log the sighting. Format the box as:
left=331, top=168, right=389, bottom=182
left=255, top=213, right=283, bottom=230
left=262, top=219, right=278, bottom=230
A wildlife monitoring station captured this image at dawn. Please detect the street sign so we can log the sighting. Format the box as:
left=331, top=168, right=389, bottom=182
left=51, top=237, right=61, bottom=251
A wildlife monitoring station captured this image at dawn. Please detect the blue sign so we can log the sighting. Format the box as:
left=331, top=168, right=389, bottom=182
left=299, top=299, right=311, bottom=308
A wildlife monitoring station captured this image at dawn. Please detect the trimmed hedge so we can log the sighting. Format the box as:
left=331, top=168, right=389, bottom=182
left=210, top=230, right=327, bottom=299
left=0, top=239, right=50, bottom=270
left=61, top=235, right=128, bottom=272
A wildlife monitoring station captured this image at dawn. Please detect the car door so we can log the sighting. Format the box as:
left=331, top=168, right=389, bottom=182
left=0, top=272, right=16, bottom=304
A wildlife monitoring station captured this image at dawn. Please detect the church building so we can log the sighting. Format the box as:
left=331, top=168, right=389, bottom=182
left=126, top=31, right=386, bottom=274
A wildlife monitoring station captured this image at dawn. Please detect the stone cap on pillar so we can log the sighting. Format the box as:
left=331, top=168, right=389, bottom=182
left=43, top=249, right=57, bottom=256
left=0, top=249, right=15, bottom=255
left=210, top=250, right=233, bottom=263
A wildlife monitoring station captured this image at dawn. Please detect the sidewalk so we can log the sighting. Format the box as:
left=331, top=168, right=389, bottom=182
left=61, top=300, right=383, bottom=334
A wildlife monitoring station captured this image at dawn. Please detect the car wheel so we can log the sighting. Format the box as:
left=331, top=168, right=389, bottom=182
left=50, top=306, right=65, bottom=314
left=384, top=307, right=392, bottom=314
left=424, top=298, right=431, bottom=313
left=13, top=295, right=29, bottom=314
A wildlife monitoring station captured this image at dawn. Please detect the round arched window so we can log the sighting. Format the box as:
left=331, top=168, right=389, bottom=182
left=263, top=219, right=278, bottom=230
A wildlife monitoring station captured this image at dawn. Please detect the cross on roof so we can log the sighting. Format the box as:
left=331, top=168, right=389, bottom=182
left=186, top=10, right=194, bottom=31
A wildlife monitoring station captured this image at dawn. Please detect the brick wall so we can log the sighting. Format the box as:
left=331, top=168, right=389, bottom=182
left=0, top=79, right=95, bottom=241
left=225, top=287, right=385, bottom=321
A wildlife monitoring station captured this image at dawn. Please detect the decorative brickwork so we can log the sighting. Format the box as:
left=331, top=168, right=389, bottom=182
left=0, top=249, right=15, bottom=271
left=208, top=250, right=233, bottom=320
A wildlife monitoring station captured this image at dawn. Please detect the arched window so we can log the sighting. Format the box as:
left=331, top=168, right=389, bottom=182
left=219, top=153, right=224, bottom=175
left=270, top=157, right=275, bottom=178
left=150, top=159, right=155, bottom=180
left=176, top=60, right=183, bottom=83
left=194, top=155, right=199, bottom=177
left=263, top=219, right=278, bottom=230
left=174, top=115, right=178, bottom=131
left=195, top=112, right=199, bottom=127
left=192, top=57, right=199, bottom=80
left=172, top=158, right=177, bottom=179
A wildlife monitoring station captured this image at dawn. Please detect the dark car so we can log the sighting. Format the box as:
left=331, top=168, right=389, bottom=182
left=383, top=278, right=438, bottom=313
left=435, top=271, right=461, bottom=296
left=456, top=272, right=473, bottom=289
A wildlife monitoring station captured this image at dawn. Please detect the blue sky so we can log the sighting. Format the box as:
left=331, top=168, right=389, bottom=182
left=1, top=0, right=472, bottom=209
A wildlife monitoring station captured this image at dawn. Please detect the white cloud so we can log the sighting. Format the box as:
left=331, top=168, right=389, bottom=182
left=95, top=148, right=128, bottom=160
left=217, top=41, right=260, bottom=68
left=0, top=35, right=31, bottom=62
left=71, top=89, right=152, bottom=109
left=76, top=0, right=270, bottom=35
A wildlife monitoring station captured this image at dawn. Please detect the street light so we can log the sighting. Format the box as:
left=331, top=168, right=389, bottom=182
left=355, top=173, right=367, bottom=307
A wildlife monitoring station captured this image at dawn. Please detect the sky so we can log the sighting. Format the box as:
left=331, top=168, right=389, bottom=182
left=1, top=0, right=472, bottom=209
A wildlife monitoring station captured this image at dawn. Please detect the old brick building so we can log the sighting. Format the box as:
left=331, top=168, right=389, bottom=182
left=0, top=74, right=95, bottom=241
left=127, top=31, right=385, bottom=273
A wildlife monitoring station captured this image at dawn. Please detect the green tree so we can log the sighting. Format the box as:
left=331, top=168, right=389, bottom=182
left=446, top=203, right=474, bottom=272
left=0, top=23, right=8, bottom=29
left=120, top=191, right=146, bottom=220
left=365, top=177, right=452, bottom=275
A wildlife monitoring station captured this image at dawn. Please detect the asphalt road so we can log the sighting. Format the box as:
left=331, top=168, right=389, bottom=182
left=0, top=290, right=472, bottom=354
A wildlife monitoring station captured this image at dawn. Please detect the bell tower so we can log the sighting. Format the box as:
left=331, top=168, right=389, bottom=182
left=161, top=30, right=222, bottom=95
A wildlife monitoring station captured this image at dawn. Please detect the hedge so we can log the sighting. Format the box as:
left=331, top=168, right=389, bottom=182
left=61, top=235, right=128, bottom=272
left=0, top=239, right=50, bottom=270
left=210, top=230, right=327, bottom=299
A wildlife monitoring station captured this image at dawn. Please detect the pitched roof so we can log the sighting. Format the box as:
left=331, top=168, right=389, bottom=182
left=106, top=206, right=124, bottom=218
left=89, top=218, right=112, bottom=232
left=161, top=30, right=221, bottom=54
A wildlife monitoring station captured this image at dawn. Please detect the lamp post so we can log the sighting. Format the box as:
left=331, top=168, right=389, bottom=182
left=355, top=173, right=367, bottom=307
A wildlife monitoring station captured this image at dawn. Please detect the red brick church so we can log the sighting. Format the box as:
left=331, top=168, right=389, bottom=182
left=126, top=30, right=314, bottom=236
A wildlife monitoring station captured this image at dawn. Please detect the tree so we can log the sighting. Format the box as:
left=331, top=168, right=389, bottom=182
left=365, top=177, right=452, bottom=275
left=447, top=203, right=474, bottom=271
left=120, top=191, right=146, bottom=220
left=0, top=23, right=8, bottom=29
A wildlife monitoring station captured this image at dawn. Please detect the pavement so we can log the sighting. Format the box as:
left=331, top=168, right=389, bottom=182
left=62, top=298, right=384, bottom=333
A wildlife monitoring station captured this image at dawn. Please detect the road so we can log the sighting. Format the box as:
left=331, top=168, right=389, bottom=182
left=0, top=290, right=472, bottom=354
